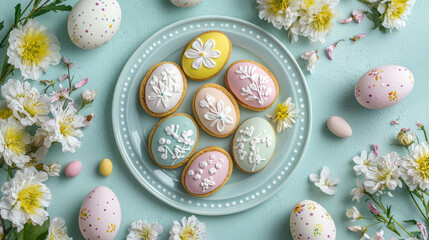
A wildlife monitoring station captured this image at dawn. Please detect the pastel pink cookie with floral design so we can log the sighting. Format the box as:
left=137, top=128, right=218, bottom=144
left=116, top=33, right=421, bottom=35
left=355, top=65, right=414, bottom=110
left=225, top=60, right=278, bottom=111
left=181, top=146, right=233, bottom=197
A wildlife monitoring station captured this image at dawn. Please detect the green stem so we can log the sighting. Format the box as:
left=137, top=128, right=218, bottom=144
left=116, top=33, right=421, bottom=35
left=0, top=65, right=14, bottom=85
left=423, top=128, right=428, bottom=143
left=19, top=0, right=34, bottom=21
left=405, top=184, right=429, bottom=223
left=358, top=0, right=378, bottom=7
left=366, top=221, right=383, bottom=229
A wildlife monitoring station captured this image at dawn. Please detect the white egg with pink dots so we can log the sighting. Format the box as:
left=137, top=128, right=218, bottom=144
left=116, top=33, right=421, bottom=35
left=67, top=0, right=121, bottom=50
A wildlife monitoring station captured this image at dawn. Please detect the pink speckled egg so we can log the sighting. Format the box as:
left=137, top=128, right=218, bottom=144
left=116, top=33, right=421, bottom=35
left=79, top=186, right=121, bottom=240
left=290, top=200, right=336, bottom=240
left=65, top=160, right=81, bottom=178
left=67, top=0, right=121, bottom=49
left=355, top=65, right=414, bottom=109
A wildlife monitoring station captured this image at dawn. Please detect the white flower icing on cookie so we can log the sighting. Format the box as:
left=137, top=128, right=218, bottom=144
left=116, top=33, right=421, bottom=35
left=187, top=156, right=224, bottom=193
left=157, top=124, right=195, bottom=166
left=184, top=38, right=221, bottom=70
left=147, top=67, right=181, bottom=108
left=199, top=93, right=233, bottom=132
left=235, top=65, right=272, bottom=106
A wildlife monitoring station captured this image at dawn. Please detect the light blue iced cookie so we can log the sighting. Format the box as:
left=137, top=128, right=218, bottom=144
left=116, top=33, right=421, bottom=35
left=149, top=113, right=199, bottom=169
left=232, top=117, right=276, bottom=173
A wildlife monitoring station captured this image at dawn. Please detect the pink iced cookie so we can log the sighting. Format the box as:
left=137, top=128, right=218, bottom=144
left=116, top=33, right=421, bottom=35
left=182, top=147, right=233, bottom=197
left=226, top=60, right=278, bottom=111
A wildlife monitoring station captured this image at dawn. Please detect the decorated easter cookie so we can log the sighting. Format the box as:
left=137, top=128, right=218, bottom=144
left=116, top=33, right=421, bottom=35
left=226, top=60, right=279, bottom=111
left=148, top=113, right=199, bottom=169
left=192, top=83, right=240, bottom=138
left=181, top=31, right=231, bottom=81
left=232, top=117, right=276, bottom=173
left=139, top=62, right=187, bottom=117
left=181, top=146, right=233, bottom=197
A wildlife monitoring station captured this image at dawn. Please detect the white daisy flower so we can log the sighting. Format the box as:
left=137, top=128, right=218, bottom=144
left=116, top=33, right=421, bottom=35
left=127, top=220, right=163, bottom=240
left=6, top=19, right=61, bottom=80
left=257, top=0, right=300, bottom=30
left=265, top=97, right=300, bottom=132
left=169, top=215, right=206, bottom=240
left=350, top=179, right=366, bottom=202
left=46, top=217, right=72, bottom=240
left=291, top=0, right=340, bottom=43
left=300, top=50, right=319, bottom=74
left=309, top=166, right=340, bottom=195
left=346, top=206, right=362, bottom=222
left=353, top=150, right=377, bottom=176
left=364, top=152, right=402, bottom=194
left=0, top=117, right=31, bottom=168
left=42, top=103, right=84, bottom=153
left=379, top=0, right=415, bottom=31
left=82, top=89, right=97, bottom=103
left=0, top=167, right=51, bottom=232
left=184, top=38, right=220, bottom=69
left=1, top=78, right=32, bottom=102
left=400, top=142, right=429, bottom=191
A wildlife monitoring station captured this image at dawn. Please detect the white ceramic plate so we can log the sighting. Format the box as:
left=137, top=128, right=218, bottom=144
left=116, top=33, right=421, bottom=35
left=112, top=16, right=312, bottom=215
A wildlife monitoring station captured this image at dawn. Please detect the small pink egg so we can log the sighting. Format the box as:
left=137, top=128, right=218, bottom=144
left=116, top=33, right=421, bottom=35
left=65, top=160, right=82, bottom=178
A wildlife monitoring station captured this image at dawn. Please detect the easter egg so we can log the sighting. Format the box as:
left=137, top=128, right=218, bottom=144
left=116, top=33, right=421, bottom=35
left=192, top=83, right=240, bottom=138
left=148, top=113, right=199, bottom=169
left=79, top=186, right=121, bottom=240
left=226, top=60, right=279, bottom=111
left=171, top=0, right=203, bottom=7
left=290, top=200, right=336, bottom=240
left=355, top=65, right=414, bottom=109
left=67, top=0, right=121, bottom=49
left=65, top=160, right=81, bottom=178
left=99, top=158, right=113, bottom=176
left=181, top=146, right=233, bottom=197
left=139, top=62, right=187, bottom=117
left=181, top=31, right=231, bottom=81
left=232, top=117, right=276, bottom=173
left=327, top=116, right=352, bottom=138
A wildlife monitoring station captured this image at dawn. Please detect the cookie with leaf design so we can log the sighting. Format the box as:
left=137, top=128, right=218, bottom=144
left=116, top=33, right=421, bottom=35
left=181, top=146, right=233, bottom=197
left=148, top=113, right=199, bottom=169
left=225, top=60, right=278, bottom=111
left=139, top=62, right=187, bottom=117
left=192, top=83, right=240, bottom=138
left=181, top=31, right=231, bottom=81
left=232, top=117, right=276, bottom=173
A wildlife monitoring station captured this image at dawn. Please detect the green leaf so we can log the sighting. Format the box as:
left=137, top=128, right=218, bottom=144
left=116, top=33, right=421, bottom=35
left=16, top=218, right=50, bottom=240
left=30, top=0, right=72, bottom=19
left=34, top=0, right=43, bottom=8
left=14, top=4, right=22, bottom=25
left=404, top=219, right=418, bottom=224
left=386, top=217, right=401, bottom=236
left=0, top=21, right=4, bottom=32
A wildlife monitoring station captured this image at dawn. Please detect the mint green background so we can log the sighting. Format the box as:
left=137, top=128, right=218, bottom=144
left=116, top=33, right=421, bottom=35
left=232, top=117, right=276, bottom=172
left=151, top=115, right=198, bottom=167
left=1, top=0, right=429, bottom=239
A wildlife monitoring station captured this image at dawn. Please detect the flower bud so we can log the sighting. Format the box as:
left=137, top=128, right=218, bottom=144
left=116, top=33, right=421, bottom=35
left=43, top=162, right=61, bottom=176
left=397, top=131, right=414, bottom=147
left=82, top=89, right=97, bottom=103
left=368, top=202, right=379, bottom=215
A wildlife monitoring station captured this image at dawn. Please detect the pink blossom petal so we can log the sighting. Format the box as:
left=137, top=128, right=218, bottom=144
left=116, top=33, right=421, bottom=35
left=350, top=33, right=367, bottom=42
left=340, top=17, right=353, bottom=24
left=62, top=57, right=67, bottom=64
left=82, top=113, right=95, bottom=128
left=417, top=222, right=428, bottom=240
left=325, top=39, right=344, bottom=60
left=372, top=144, right=380, bottom=156
left=401, top=128, right=410, bottom=133
left=390, top=120, right=400, bottom=125
left=74, top=78, right=88, bottom=89
left=352, top=9, right=365, bottom=23
left=68, top=63, right=74, bottom=68
left=59, top=74, right=68, bottom=81
left=368, top=202, right=379, bottom=215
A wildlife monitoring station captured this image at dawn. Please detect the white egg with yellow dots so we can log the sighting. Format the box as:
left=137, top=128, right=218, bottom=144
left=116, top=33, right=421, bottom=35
left=67, top=0, right=121, bottom=49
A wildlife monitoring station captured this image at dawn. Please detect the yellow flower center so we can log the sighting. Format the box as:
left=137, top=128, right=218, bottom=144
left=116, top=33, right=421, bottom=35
left=138, top=227, right=151, bottom=239
left=416, top=153, right=429, bottom=179
left=364, top=159, right=371, bottom=167
left=302, top=0, right=315, bottom=8
left=389, top=0, right=408, bottom=20
left=312, top=4, right=334, bottom=31
left=17, top=184, right=42, bottom=214
left=59, top=115, right=76, bottom=137
left=269, top=0, right=290, bottom=13
left=18, top=27, right=51, bottom=67
left=5, top=126, right=27, bottom=155
left=274, top=103, right=289, bottom=121
left=23, top=94, right=45, bottom=117
left=0, top=108, right=13, bottom=119
left=376, top=163, right=392, bottom=183
left=180, top=225, right=199, bottom=240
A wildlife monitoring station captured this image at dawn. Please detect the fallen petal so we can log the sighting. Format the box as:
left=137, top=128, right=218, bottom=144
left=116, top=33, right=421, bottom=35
left=340, top=17, right=353, bottom=24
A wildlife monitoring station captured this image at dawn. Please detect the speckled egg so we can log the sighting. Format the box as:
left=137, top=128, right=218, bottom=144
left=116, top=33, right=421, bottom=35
left=67, top=0, right=121, bottom=49
left=355, top=65, right=414, bottom=109
left=79, top=186, right=121, bottom=240
left=171, top=0, right=203, bottom=7
left=290, top=200, right=336, bottom=240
